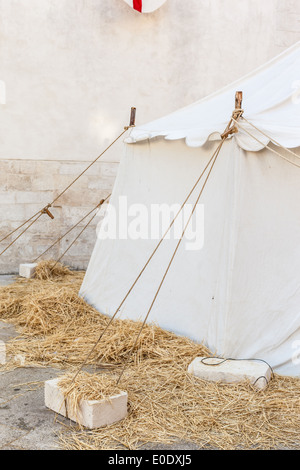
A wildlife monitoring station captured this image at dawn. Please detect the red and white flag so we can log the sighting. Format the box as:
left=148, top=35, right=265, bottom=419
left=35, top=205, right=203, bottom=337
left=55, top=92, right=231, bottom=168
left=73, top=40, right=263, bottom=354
left=123, top=0, right=167, bottom=13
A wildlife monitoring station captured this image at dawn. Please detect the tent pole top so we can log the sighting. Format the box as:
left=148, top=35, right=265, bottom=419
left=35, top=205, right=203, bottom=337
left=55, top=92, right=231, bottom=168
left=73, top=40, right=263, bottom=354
left=221, top=91, right=244, bottom=139
left=124, top=107, right=136, bottom=130
left=235, top=91, right=243, bottom=110
left=231, top=91, right=244, bottom=121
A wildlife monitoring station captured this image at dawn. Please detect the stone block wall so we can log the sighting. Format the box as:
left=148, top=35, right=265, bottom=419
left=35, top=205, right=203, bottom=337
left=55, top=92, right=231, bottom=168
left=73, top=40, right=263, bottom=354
left=0, top=159, right=118, bottom=274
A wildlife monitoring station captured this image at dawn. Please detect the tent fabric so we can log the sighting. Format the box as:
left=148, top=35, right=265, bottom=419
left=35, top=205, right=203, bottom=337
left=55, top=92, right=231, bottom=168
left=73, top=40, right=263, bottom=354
left=80, top=43, right=300, bottom=377
left=80, top=138, right=300, bottom=377
left=125, top=41, right=300, bottom=151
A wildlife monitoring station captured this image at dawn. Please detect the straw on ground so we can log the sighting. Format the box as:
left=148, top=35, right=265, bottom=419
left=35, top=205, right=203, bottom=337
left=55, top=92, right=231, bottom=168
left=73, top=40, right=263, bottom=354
left=0, top=261, right=299, bottom=450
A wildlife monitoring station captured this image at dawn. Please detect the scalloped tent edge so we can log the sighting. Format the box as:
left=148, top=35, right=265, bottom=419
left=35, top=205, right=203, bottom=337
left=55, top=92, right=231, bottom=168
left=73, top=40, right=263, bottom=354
left=125, top=41, right=300, bottom=151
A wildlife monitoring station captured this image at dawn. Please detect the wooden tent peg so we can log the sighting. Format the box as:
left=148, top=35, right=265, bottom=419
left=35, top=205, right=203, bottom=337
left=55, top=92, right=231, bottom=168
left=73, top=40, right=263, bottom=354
left=42, top=205, right=55, bottom=219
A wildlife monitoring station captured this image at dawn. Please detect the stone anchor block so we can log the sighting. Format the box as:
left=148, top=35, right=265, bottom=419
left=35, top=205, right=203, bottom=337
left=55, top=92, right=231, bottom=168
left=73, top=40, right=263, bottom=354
left=44, top=378, right=128, bottom=429
left=19, top=263, right=38, bottom=279
left=188, top=357, right=272, bottom=390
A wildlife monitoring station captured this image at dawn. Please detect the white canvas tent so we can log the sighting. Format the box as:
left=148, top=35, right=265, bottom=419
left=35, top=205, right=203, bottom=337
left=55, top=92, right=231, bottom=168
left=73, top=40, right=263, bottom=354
left=80, top=42, right=300, bottom=377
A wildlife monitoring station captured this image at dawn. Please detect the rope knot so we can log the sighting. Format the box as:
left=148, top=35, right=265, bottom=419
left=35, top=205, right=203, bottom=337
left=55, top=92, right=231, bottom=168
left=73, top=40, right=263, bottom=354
left=232, top=108, right=244, bottom=120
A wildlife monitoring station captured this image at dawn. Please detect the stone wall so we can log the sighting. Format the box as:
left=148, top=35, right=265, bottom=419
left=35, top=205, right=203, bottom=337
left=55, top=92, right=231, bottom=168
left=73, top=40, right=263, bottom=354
left=0, top=159, right=117, bottom=273
left=0, top=0, right=300, bottom=273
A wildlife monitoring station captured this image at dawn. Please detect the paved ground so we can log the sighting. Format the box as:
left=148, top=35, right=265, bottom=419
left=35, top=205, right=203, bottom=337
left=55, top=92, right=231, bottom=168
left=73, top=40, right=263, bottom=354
left=0, top=275, right=16, bottom=287
left=0, top=363, right=64, bottom=450
left=0, top=275, right=71, bottom=450
left=0, top=275, right=200, bottom=451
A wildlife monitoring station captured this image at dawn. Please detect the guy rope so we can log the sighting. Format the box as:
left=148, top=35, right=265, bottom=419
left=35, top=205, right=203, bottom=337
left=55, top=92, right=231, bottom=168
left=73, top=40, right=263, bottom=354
left=33, top=195, right=110, bottom=269
left=231, top=116, right=300, bottom=169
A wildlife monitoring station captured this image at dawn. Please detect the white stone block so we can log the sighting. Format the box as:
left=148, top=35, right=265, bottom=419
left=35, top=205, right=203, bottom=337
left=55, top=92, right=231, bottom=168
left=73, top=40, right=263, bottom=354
left=44, top=378, right=128, bottom=429
left=188, top=357, right=272, bottom=390
left=0, top=341, right=6, bottom=365
left=19, top=263, right=37, bottom=279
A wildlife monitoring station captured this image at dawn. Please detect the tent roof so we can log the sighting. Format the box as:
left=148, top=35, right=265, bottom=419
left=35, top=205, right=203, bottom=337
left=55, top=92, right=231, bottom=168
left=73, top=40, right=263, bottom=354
left=125, top=42, right=300, bottom=151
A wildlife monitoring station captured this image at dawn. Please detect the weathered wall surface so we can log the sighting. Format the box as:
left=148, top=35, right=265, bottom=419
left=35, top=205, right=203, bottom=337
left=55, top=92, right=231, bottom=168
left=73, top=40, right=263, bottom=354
left=0, top=0, right=300, bottom=273
left=0, top=159, right=116, bottom=273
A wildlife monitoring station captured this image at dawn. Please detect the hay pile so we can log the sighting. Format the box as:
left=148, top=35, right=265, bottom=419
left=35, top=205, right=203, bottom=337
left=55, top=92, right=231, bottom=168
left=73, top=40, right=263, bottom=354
left=58, top=368, right=300, bottom=451
left=0, top=261, right=207, bottom=368
left=0, top=260, right=300, bottom=450
left=34, top=260, right=73, bottom=280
